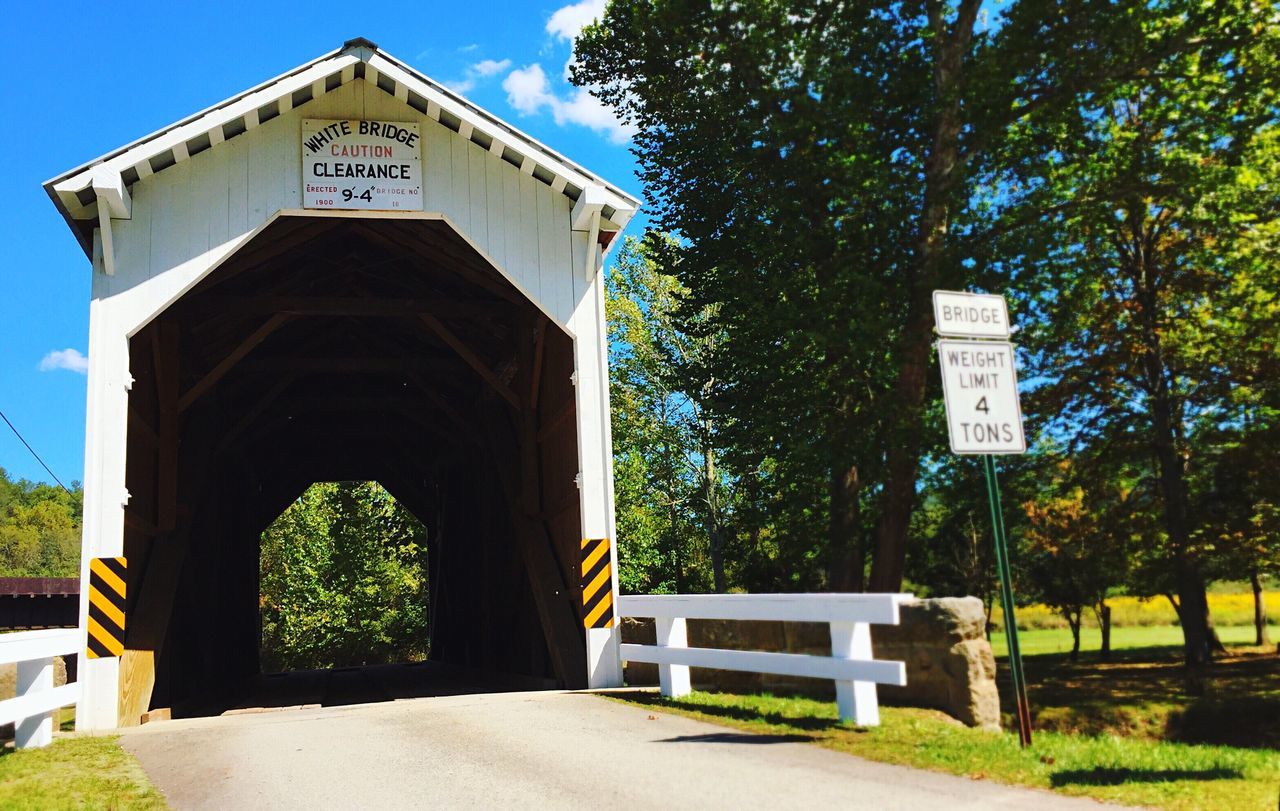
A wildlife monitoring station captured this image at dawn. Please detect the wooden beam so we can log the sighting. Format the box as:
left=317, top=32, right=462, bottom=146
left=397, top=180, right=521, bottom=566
left=537, top=398, right=576, bottom=443
left=127, top=405, right=158, bottom=448
left=178, top=314, right=290, bottom=413
left=349, top=222, right=522, bottom=304
left=481, top=400, right=587, bottom=688
left=418, top=312, right=520, bottom=409
left=124, top=509, right=159, bottom=537
left=406, top=371, right=484, bottom=445
left=237, top=356, right=458, bottom=375
left=215, top=372, right=297, bottom=454
left=194, top=219, right=339, bottom=293
left=529, top=320, right=545, bottom=411
left=191, top=295, right=503, bottom=318
left=155, top=322, right=180, bottom=532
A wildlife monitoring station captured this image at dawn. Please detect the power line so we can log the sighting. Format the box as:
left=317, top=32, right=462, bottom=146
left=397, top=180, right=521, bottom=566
left=0, top=407, right=73, bottom=495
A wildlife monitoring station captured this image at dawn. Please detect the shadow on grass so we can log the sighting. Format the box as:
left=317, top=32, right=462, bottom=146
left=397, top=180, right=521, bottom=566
left=1050, top=767, right=1244, bottom=787
left=659, top=732, right=813, bottom=745
left=1169, top=695, right=1280, bottom=750
left=612, top=689, right=844, bottom=733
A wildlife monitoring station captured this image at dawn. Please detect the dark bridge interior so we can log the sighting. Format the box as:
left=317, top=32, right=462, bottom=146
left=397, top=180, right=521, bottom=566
left=117, top=214, right=587, bottom=722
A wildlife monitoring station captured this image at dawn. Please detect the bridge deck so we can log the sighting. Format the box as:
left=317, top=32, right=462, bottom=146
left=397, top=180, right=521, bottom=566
left=118, top=690, right=1118, bottom=810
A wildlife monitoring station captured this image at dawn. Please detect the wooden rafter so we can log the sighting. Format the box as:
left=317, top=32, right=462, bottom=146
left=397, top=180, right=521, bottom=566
left=529, top=319, right=546, bottom=410
left=418, top=312, right=519, bottom=409
left=406, top=371, right=482, bottom=443
left=178, top=313, right=290, bottom=413
left=215, top=372, right=298, bottom=454
left=190, top=295, right=501, bottom=318
left=194, top=219, right=339, bottom=294
left=237, top=356, right=458, bottom=375
left=154, top=322, right=180, bottom=532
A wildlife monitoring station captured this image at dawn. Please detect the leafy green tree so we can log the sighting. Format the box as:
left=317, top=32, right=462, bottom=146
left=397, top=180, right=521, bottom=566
left=0, top=467, right=82, bottom=578
left=1002, top=7, right=1280, bottom=664
left=575, top=0, right=1215, bottom=594
left=1021, top=477, right=1131, bottom=659
left=908, top=455, right=1001, bottom=617
left=258, top=481, right=429, bottom=671
left=608, top=234, right=736, bottom=593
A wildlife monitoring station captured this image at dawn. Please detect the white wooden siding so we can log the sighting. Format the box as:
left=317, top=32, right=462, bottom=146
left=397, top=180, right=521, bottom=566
left=103, top=77, right=588, bottom=336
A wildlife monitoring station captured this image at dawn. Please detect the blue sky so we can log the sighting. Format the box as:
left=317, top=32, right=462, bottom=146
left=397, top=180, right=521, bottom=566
left=0, top=0, right=644, bottom=486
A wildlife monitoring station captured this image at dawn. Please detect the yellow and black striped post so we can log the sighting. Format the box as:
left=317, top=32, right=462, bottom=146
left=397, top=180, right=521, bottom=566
left=580, top=538, right=614, bottom=630
left=86, top=556, right=127, bottom=659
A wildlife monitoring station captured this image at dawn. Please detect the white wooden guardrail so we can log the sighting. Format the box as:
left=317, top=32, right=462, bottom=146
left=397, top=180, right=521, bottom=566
left=0, top=629, right=80, bottom=748
left=617, top=593, right=912, bottom=726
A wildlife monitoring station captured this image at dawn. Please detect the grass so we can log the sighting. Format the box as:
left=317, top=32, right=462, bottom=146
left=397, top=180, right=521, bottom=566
left=990, top=623, right=1280, bottom=657
left=608, top=690, right=1280, bottom=810
left=0, top=735, right=166, bottom=810
left=987, top=630, right=1280, bottom=751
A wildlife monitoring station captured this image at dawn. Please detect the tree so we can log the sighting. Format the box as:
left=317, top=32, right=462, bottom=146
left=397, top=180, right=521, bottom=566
left=258, top=481, right=429, bottom=671
left=908, top=455, right=1002, bottom=619
left=575, top=0, right=1217, bottom=594
left=1000, top=7, right=1280, bottom=664
left=1022, top=477, right=1131, bottom=659
left=607, top=234, right=736, bottom=593
left=0, top=467, right=82, bottom=578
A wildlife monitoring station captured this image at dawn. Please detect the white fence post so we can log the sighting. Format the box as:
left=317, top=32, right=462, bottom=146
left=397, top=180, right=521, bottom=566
left=617, top=593, right=909, bottom=725
left=830, top=621, right=878, bottom=726
left=15, top=657, right=56, bottom=748
left=1, top=628, right=81, bottom=748
left=656, top=616, right=691, bottom=698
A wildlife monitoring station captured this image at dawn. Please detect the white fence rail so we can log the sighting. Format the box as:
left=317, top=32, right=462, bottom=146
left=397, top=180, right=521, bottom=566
left=617, top=593, right=912, bottom=726
left=0, top=629, right=80, bottom=748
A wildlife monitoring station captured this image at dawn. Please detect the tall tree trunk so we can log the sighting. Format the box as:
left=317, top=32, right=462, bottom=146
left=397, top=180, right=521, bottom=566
left=1099, top=603, right=1112, bottom=660
left=869, top=0, right=981, bottom=593
left=827, top=463, right=864, bottom=592
left=702, top=431, right=727, bottom=593
left=1067, top=608, right=1081, bottom=661
left=1133, top=219, right=1216, bottom=667
left=1252, top=569, right=1271, bottom=648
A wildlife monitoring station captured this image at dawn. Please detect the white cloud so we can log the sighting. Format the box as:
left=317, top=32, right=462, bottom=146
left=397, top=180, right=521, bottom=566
left=39, top=348, right=88, bottom=374
left=503, top=64, right=633, bottom=144
left=546, top=0, right=607, bottom=42
left=473, top=58, right=511, bottom=78
left=444, top=58, right=514, bottom=95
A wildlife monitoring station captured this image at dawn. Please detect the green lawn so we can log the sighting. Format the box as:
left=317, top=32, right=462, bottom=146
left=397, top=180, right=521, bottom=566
left=990, top=623, right=1279, bottom=658
left=607, top=690, right=1280, bottom=811
left=0, top=735, right=166, bottom=810
left=987, top=635, right=1280, bottom=751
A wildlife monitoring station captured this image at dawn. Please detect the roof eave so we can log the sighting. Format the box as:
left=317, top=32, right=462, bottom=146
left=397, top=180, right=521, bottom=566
left=45, top=40, right=640, bottom=261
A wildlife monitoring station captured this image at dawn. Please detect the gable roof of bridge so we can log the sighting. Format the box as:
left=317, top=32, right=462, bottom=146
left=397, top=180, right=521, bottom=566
left=44, top=37, right=641, bottom=257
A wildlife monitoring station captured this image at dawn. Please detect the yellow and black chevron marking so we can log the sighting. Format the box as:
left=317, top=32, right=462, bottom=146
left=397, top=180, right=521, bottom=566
left=87, top=556, right=126, bottom=659
left=580, top=538, right=614, bottom=630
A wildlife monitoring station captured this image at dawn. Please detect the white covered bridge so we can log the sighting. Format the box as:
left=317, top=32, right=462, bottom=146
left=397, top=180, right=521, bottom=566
left=5, top=38, right=912, bottom=742
left=44, top=38, right=636, bottom=729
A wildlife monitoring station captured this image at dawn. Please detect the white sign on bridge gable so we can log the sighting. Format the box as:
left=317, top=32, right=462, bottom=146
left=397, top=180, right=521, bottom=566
left=302, top=119, right=422, bottom=211
left=937, top=339, right=1026, bottom=454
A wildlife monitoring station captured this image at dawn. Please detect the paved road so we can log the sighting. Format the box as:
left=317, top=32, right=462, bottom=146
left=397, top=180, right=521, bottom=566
left=120, top=690, right=1119, bottom=810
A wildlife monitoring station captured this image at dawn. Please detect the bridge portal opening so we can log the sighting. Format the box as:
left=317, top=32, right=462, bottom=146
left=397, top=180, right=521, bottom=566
left=117, top=215, right=589, bottom=720
left=258, top=480, right=430, bottom=673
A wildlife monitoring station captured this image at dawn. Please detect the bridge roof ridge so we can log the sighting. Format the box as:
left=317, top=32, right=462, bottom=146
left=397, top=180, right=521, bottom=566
left=44, top=38, right=640, bottom=257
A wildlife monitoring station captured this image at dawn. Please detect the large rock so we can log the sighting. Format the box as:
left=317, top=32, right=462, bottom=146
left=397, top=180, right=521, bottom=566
left=621, top=596, right=1000, bottom=730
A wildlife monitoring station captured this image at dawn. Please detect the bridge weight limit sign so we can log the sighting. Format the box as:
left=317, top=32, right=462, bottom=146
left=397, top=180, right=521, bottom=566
left=933, top=290, right=1033, bottom=747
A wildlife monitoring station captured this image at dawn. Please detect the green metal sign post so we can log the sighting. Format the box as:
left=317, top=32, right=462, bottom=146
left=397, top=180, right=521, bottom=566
left=983, top=455, right=1032, bottom=747
left=933, top=290, right=1033, bottom=747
